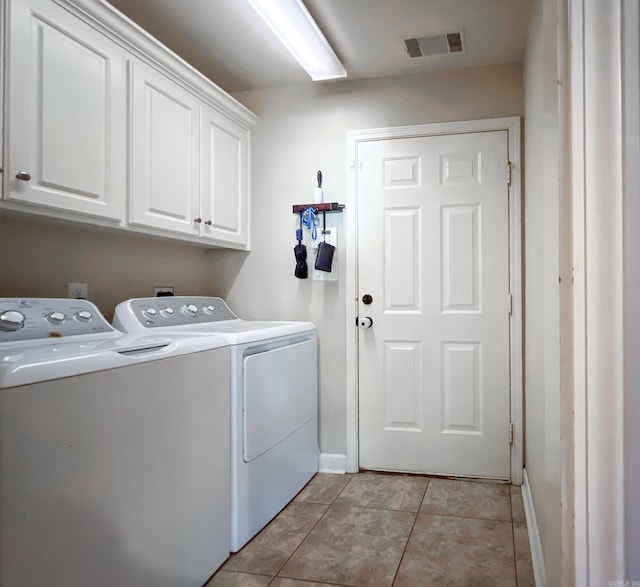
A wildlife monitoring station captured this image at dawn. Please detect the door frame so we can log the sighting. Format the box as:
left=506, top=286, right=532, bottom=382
left=345, top=117, right=523, bottom=484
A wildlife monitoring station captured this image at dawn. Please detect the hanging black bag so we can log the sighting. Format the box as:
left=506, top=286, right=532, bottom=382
left=314, top=211, right=335, bottom=272
left=314, top=241, right=335, bottom=272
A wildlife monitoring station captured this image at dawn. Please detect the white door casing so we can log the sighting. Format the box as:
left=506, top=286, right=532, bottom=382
left=346, top=118, right=523, bottom=483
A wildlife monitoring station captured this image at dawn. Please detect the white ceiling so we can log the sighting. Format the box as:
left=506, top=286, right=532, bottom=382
left=104, top=0, right=533, bottom=94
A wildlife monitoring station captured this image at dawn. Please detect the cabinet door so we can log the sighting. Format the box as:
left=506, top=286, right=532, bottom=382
left=129, top=60, right=200, bottom=236
left=200, top=106, right=249, bottom=248
left=6, top=0, right=126, bottom=221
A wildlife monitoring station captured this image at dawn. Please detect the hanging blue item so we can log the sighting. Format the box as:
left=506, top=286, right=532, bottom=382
left=302, top=207, right=318, bottom=241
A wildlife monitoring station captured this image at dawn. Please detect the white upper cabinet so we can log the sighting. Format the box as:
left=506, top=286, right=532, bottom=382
left=129, top=63, right=251, bottom=248
left=200, top=105, right=250, bottom=246
left=129, top=60, right=201, bottom=236
left=2, top=0, right=256, bottom=249
left=5, top=0, right=127, bottom=221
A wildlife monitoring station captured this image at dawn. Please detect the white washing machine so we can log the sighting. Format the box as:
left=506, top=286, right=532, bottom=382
left=113, top=296, right=318, bottom=552
left=0, top=298, right=230, bottom=587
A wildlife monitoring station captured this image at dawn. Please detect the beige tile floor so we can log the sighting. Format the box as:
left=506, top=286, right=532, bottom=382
left=206, top=472, right=535, bottom=587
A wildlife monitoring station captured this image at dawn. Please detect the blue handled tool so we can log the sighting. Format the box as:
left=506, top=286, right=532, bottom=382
left=302, top=207, right=318, bottom=240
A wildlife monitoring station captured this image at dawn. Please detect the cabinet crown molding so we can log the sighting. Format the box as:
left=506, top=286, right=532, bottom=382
left=62, top=0, right=257, bottom=129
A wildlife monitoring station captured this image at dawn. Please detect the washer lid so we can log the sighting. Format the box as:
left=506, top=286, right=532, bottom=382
left=0, top=333, right=228, bottom=389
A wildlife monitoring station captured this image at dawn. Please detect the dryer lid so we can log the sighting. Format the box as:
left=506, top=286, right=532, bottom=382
left=113, top=296, right=316, bottom=344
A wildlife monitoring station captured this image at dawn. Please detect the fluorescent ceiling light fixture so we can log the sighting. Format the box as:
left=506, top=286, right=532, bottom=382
left=248, top=0, right=347, bottom=81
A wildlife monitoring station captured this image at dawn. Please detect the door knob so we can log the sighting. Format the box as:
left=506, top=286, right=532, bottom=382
left=357, top=316, right=373, bottom=329
left=15, top=171, right=31, bottom=181
left=362, top=294, right=373, bottom=305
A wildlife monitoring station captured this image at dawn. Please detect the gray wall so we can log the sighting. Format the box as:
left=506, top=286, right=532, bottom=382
left=217, top=63, right=524, bottom=457
left=0, top=214, right=216, bottom=320
left=523, top=0, right=562, bottom=583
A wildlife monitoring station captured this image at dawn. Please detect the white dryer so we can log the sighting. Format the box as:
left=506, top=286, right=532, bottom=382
left=113, top=296, right=318, bottom=552
left=0, top=298, right=230, bottom=587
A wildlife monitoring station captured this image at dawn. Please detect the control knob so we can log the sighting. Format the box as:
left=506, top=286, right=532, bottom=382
left=74, top=310, right=92, bottom=322
left=0, top=310, right=25, bottom=332
left=183, top=303, right=198, bottom=318
left=46, top=311, right=65, bottom=325
left=143, top=308, right=158, bottom=318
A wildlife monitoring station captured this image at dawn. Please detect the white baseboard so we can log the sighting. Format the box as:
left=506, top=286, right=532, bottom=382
left=319, top=453, right=347, bottom=474
left=522, top=468, right=546, bottom=587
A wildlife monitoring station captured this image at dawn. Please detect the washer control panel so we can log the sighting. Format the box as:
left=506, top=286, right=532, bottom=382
left=115, top=296, right=238, bottom=329
left=0, top=298, right=114, bottom=342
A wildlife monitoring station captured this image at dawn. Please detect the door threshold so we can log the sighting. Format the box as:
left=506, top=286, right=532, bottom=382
left=358, top=468, right=511, bottom=484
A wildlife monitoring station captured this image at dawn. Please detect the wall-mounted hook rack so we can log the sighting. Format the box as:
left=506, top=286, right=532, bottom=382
left=292, top=202, right=345, bottom=214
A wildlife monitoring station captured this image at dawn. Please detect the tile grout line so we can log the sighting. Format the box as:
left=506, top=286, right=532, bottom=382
left=267, top=574, right=353, bottom=587
left=389, top=477, right=431, bottom=586
left=511, top=521, right=520, bottom=587
left=328, top=503, right=429, bottom=514
left=510, top=486, right=515, bottom=519
left=271, top=504, right=332, bottom=578
left=274, top=475, right=356, bottom=582
left=417, top=511, right=514, bottom=523
left=510, top=489, right=520, bottom=587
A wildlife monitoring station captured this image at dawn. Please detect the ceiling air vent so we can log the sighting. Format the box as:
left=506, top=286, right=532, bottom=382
left=404, top=30, right=466, bottom=58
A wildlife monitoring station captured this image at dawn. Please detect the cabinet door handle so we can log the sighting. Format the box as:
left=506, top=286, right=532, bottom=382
left=204, top=220, right=212, bottom=226
left=193, top=217, right=202, bottom=223
left=16, top=171, right=31, bottom=181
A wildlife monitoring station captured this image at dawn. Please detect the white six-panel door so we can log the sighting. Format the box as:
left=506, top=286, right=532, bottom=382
left=357, top=130, right=511, bottom=478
